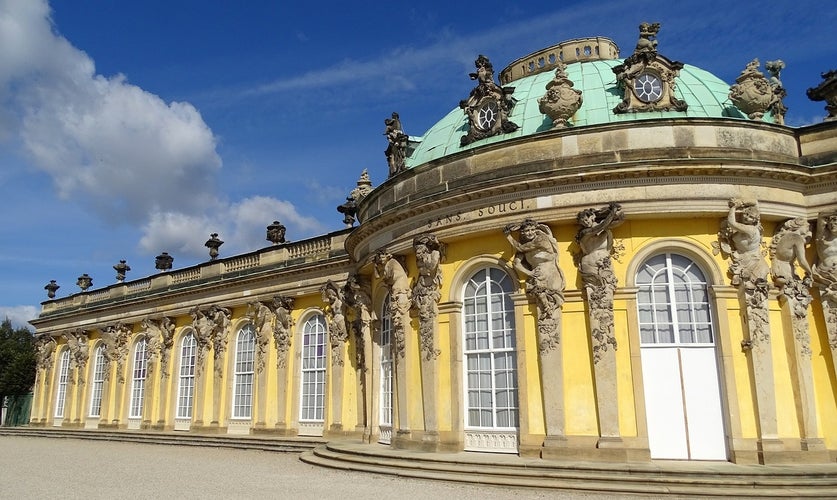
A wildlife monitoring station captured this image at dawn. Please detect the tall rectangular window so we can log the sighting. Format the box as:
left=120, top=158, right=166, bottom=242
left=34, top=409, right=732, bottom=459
left=300, top=314, right=326, bottom=422
left=54, top=350, right=70, bottom=418
left=232, top=326, right=256, bottom=419
left=88, top=345, right=106, bottom=418
left=129, top=339, right=148, bottom=419
left=463, top=268, right=518, bottom=430
left=176, top=334, right=196, bottom=419
left=379, top=298, right=393, bottom=436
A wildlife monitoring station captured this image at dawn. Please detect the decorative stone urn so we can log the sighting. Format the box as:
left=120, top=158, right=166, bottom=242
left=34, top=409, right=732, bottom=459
left=205, top=233, right=224, bottom=260
left=44, top=280, right=60, bottom=299
left=538, top=62, right=583, bottom=128
left=729, top=59, right=775, bottom=120
left=266, top=220, right=287, bottom=245
left=155, top=252, right=174, bottom=272
left=76, top=274, right=93, bottom=292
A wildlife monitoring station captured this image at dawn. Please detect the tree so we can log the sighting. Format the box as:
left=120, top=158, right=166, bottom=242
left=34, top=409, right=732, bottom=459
left=0, top=319, right=36, bottom=407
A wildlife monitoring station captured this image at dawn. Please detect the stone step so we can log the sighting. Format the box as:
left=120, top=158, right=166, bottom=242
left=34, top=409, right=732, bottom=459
left=0, top=427, right=323, bottom=453
left=300, top=442, right=837, bottom=497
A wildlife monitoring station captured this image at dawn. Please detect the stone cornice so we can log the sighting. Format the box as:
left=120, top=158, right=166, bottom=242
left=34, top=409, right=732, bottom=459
left=347, top=155, right=834, bottom=260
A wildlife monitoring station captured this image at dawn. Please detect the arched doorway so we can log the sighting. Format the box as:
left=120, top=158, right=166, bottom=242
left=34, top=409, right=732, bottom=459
left=636, top=253, right=726, bottom=460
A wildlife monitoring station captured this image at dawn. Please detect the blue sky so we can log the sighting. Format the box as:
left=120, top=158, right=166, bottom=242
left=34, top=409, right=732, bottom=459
left=1, top=0, right=835, bottom=329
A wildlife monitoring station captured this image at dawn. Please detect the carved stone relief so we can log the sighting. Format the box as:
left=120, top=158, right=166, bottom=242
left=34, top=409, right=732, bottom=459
left=344, top=274, right=373, bottom=368
left=612, top=23, right=687, bottom=114
left=246, top=301, right=274, bottom=373
left=270, top=295, right=295, bottom=368
left=770, top=218, right=814, bottom=355
left=813, top=210, right=837, bottom=349
left=321, top=280, right=348, bottom=366
left=207, top=305, right=231, bottom=376
left=63, top=329, right=90, bottom=383
left=34, top=333, right=56, bottom=373
left=575, top=203, right=624, bottom=362
left=715, top=199, right=771, bottom=346
left=100, top=324, right=130, bottom=383
left=141, top=317, right=175, bottom=377
left=189, top=305, right=229, bottom=377
left=411, top=234, right=444, bottom=361
left=459, top=55, right=519, bottom=146
left=373, top=250, right=410, bottom=359
left=505, top=219, right=564, bottom=353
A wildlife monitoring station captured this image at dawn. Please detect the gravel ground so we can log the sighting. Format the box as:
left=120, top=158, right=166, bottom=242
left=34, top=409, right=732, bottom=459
left=0, top=436, right=609, bottom=499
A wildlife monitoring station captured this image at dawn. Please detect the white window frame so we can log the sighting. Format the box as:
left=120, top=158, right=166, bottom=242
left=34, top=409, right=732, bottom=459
left=54, top=350, right=70, bottom=418
left=299, top=314, right=327, bottom=422
left=129, top=338, right=148, bottom=419
left=88, top=345, right=106, bottom=418
left=462, top=267, right=519, bottom=431
left=176, top=333, right=197, bottom=419
left=378, top=296, right=393, bottom=442
left=636, top=253, right=715, bottom=347
left=231, top=325, right=256, bottom=419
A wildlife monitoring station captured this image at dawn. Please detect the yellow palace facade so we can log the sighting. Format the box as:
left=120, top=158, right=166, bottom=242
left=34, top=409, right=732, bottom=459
left=29, top=25, right=837, bottom=465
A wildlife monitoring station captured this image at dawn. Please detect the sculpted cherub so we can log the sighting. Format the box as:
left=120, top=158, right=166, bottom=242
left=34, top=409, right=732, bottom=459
left=770, top=218, right=813, bottom=288
left=718, top=199, right=769, bottom=287
left=505, top=219, right=565, bottom=314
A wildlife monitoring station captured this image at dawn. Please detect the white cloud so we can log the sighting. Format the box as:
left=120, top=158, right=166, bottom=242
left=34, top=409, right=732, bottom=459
left=138, top=196, right=327, bottom=260
left=0, top=0, right=221, bottom=223
left=0, top=305, right=38, bottom=330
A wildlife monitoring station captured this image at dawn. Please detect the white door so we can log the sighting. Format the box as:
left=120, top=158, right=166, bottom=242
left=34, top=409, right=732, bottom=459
left=637, top=253, right=726, bottom=460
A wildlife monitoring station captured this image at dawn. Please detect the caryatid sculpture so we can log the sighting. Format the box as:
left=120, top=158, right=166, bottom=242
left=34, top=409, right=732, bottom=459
left=246, top=300, right=275, bottom=373
left=344, top=274, right=373, bottom=367
left=187, top=304, right=230, bottom=377
left=34, top=333, right=57, bottom=374
left=141, top=317, right=176, bottom=377
left=101, top=324, right=131, bottom=383
left=63, top=329, right=90, bottom=383
left=715, top=199, right=771, bottom=348
left=771, top=218, right=814, bottom=353
left=814, top=210, right=837, bottom=349
left=576, top=203, right=624, bottom=361
left=373, top=250, right=410, bottom=359
left=271, top=295, right=295, bottom=368
left=717, top=199, right=770, bottom=288
left=321, top=280, right=348, bottom=366
left=505, top=219, right=565, bottom=352
left=412, top=234, right=444, bottom=360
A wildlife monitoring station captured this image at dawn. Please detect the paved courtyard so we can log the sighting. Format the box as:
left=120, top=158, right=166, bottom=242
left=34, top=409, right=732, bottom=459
left=0, top=436, right=611, bottom=499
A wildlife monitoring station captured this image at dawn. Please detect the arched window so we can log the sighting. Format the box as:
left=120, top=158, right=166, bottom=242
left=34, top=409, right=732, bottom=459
left=463, top=268, right=518, bottom=431
left=378, top=296, right=393, bottom=443
left=232, top=325, right=256, bottom=419
left=88, top=345, right=106, bottom=418
left=299, top=314, right=327, bottom=422
left=54, top=350, right=70, bottom=418
left=129, top=338, right=148, bottom=419
left=636, top=253, right=713, bottom=345
left=176, top=333, right=197, bottom=419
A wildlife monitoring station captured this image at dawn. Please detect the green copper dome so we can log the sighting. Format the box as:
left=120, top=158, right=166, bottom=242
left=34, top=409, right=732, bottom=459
left=406, top=59, right=745, bottom=168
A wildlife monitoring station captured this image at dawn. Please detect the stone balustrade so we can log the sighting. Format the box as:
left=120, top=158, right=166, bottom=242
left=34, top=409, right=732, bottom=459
left=39, top=230, right=350, bottom=316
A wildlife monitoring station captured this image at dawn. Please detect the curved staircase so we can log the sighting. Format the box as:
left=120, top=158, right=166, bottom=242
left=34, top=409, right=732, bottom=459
left=301, top=441, right=837, bottom=497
